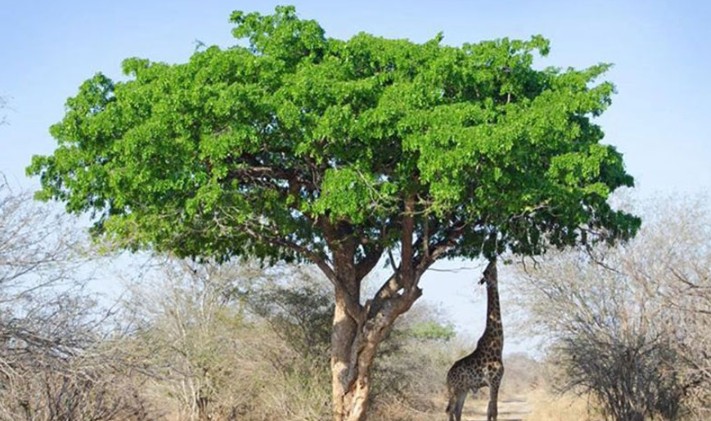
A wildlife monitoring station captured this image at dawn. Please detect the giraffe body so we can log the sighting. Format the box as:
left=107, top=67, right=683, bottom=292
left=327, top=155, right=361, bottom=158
left=445, top=259, right=504, bottom=421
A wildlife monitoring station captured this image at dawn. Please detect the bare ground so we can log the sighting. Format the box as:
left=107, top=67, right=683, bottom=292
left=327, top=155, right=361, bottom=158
left=458, top=396, right=531, bottom=421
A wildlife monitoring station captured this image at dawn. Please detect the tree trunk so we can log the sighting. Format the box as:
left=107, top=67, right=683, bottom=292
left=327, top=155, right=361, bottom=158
left=331, top=286, right=361, bottom=421
left=325, top=201, right=425, bottom=421
left=330, top=295, right=380, bottom=421
left=330, top=280, right=421, bottom=421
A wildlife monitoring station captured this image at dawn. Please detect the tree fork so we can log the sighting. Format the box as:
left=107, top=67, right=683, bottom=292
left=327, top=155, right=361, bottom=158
left=329, top=217, right=423, bottom=421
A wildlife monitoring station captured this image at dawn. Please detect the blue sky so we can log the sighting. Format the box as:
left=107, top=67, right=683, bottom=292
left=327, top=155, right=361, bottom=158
left=2, top=1, right=710, bottom=351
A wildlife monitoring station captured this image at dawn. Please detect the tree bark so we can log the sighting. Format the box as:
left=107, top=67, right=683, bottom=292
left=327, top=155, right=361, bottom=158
left=330, top=276, right=422, bottom=421
left=331, top=286, right=360, bottom=421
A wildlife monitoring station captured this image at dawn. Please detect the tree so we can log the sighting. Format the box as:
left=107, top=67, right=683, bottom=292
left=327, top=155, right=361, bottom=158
left=506, top=195, right=710, bottom=420
left=368, top=302, right=456, bottom=416
left=27, top=6, right=640, bottom=420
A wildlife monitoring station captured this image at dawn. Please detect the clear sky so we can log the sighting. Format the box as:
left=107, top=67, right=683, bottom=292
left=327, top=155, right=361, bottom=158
left=2, top=1, right=710, bottom=352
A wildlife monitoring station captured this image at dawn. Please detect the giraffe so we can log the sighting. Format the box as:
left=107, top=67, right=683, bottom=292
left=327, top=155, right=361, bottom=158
left=445, top=258, right=504, bottom=421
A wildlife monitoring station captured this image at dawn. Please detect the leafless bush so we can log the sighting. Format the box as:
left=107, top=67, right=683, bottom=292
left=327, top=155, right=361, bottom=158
left=1, top=347, right=151, bottom=421
left=121, top=258, right=334, bottom=420
left=506, top=194, right=711, bottom=420
left=0, top=183, right=151, bottom=420
left=120, top=258, right=253, bottom=420
left=623, top=195, right=711, bottom=418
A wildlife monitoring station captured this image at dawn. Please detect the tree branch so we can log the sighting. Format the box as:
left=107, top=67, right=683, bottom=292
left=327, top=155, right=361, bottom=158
left=240, top=221, right=336, bottom=284
left=400, top=195, right=415, bottom=288
left=355, top=243, right=383, bottom=282
left=415, top=220, right=468, bottom=278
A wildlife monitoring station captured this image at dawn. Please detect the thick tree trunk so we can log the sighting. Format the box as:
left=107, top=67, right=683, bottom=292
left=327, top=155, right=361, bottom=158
left=325, top=200, right=426, bottom=421
left=330, top=300, right=380, bottom=421
left=331, top=287, right=361, bottom=421
left=330, top=281, right=421, bottom=421
left=329, top=241, right=372, bottom=421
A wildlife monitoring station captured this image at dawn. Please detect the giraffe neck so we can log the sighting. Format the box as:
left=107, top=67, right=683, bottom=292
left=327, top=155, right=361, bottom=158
left=484, top=278, right=501, bottom=333
left=480, top=259, right=503, bottom=349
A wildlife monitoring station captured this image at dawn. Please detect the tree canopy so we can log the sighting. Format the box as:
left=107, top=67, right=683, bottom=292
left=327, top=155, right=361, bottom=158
left=28, top=5, right=639, bottom=268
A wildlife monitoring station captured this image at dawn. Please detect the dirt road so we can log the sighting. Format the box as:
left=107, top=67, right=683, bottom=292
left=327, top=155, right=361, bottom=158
left=455, top=396, right=531, bottom=421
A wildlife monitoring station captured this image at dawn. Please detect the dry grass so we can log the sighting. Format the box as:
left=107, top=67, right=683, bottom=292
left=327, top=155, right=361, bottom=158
left=524, top=389, right=596, bottom=421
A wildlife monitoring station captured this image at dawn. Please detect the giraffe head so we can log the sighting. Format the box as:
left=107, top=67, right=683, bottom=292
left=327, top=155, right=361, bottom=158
left=478, top=259, right=497, bottom=287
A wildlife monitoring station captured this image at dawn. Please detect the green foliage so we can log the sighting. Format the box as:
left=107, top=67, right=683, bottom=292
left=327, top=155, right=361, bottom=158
left=28, top=5, right=639, bottom=264
left=407, top=320, right=456, bottom=342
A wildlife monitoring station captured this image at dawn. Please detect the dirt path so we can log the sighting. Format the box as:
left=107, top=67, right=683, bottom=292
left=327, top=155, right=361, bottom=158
left=456, top=396, right=531, bottom=421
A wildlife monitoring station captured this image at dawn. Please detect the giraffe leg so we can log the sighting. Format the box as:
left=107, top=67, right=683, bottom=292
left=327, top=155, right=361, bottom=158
left=446, top=391, right=466, bottom=421
left=445, top=393, right=455, bottom=418
left=487, top=381, right=500, bottom=421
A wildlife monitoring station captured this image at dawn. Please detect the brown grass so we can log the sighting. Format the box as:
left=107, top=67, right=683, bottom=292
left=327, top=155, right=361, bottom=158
left=524, top=389, right=596, bottom=421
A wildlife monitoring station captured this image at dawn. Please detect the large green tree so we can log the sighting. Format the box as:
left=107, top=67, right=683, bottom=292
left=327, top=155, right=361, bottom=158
left=28, top=6, right=640, bottom=420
